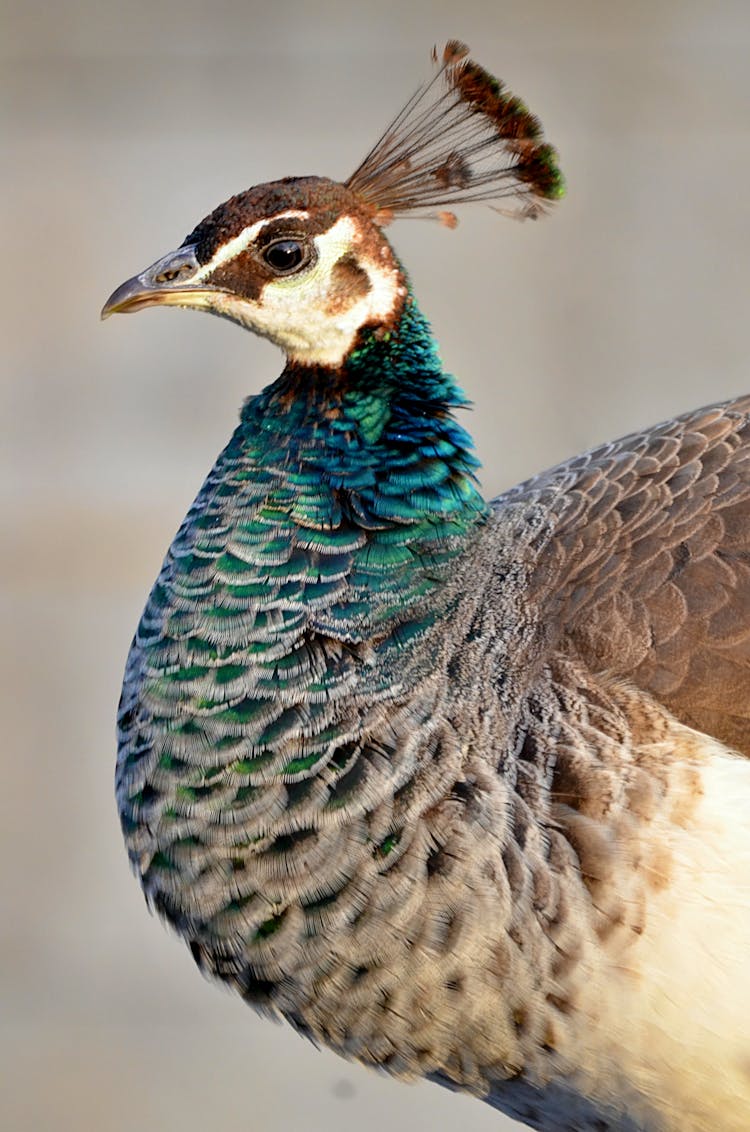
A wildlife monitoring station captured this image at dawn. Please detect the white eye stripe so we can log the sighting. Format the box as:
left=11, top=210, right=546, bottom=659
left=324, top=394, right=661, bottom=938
left=191, top=209, right=310, bottom=282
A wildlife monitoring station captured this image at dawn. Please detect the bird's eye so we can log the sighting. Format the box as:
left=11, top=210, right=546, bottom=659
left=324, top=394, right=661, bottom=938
left=262, top=239, right=306, bottom=274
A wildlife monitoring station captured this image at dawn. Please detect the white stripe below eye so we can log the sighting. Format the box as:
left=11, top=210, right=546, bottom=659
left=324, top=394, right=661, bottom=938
left=191, top=209, right=310, bottom=281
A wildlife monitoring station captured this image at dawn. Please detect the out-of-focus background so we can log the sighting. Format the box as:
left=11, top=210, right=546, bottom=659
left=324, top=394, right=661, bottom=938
left=2, top=2, right=749, bottom=1130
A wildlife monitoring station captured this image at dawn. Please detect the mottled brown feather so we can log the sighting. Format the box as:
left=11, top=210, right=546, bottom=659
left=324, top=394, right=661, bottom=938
left=502, top=395, right=750, bottom=756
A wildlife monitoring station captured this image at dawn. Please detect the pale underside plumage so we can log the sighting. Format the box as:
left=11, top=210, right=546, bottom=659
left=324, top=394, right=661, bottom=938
left=118, top=392, right=750, bottom=1132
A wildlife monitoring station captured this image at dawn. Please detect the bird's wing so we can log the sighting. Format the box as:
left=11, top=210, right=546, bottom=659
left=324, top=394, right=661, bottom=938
left=498, top=394, right=750, bottom=757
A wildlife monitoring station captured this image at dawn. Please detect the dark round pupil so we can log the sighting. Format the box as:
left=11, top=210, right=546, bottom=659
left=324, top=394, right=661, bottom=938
left=264, top=240, right=304, bottom=272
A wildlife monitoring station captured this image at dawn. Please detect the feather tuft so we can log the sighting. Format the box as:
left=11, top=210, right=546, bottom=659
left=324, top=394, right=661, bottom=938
left=346, top=42, right=565, bottom=224
left=433, top=39, right=471, bottom=66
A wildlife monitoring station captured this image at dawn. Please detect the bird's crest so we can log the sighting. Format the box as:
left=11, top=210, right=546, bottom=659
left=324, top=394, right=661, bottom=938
left=346, top=40, right=565, bottom=227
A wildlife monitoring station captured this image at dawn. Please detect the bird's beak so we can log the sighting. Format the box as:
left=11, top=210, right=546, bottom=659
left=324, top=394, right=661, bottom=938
left=101, top=245, right=211, bottom=319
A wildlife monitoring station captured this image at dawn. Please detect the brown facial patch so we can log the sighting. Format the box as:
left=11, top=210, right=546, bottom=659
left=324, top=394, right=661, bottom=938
left=205, top=247, right=269, bottom=302
left=205, top=214, right=315, bottom=303
left=324, top=254, right=372, bottom=316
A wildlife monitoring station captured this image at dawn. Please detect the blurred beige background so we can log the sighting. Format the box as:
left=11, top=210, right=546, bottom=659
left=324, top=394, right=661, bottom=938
left=2, top=2, right=749, bottom=1130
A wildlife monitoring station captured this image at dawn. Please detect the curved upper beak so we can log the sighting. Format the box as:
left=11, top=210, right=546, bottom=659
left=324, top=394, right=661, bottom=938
left=101, top=245, right=209, bottom=319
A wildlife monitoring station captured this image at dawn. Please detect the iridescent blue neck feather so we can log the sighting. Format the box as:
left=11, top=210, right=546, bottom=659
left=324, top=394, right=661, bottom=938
left=239, top=288, right=489, bottom=635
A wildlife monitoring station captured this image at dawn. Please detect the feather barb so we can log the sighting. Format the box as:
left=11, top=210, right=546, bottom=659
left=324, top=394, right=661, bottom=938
left=346, top=40, right=565, bottom=224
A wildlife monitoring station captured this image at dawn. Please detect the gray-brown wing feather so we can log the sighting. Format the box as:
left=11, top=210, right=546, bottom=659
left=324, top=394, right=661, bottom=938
left=499, top=394, right=750, bottom=756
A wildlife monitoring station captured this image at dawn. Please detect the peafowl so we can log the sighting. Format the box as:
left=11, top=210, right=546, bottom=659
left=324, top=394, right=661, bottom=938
left=102, top=42, right=750, bottom=1132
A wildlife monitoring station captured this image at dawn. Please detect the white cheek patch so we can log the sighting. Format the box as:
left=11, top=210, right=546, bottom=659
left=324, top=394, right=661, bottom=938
left=250, top=215, right=406, bottom=367
left=191, top=209, right=310, bottom=283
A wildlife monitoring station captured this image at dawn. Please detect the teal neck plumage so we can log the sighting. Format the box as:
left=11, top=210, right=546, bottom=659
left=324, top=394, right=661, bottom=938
left=234, top=289, right=489, bottom=641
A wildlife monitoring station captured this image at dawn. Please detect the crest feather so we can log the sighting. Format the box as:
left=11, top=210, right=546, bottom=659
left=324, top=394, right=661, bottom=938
left=346, top=40, right=565, bottom=224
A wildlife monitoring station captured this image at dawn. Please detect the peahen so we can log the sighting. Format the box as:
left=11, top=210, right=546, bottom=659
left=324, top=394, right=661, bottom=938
left=103, top=42, right=750, bottom=1132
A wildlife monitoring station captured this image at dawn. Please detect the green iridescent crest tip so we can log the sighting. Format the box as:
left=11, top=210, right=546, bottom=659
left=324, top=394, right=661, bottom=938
left=516, top=143, right=566, bottom=202
left=346, top=39, right=565, bottom=223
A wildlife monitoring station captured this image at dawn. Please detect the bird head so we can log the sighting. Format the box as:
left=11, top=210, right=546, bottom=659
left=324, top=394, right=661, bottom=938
left=102, top=41, right=564, bottom=369
left=101, top=177, right=408, bottom=368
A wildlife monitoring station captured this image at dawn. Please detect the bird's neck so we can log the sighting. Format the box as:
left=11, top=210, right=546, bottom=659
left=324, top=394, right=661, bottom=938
left=247, top=290, right=481, bottom=479
left=235, top=291, right=489, bottom=640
